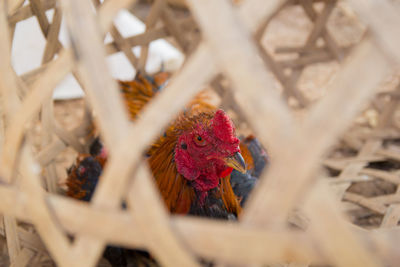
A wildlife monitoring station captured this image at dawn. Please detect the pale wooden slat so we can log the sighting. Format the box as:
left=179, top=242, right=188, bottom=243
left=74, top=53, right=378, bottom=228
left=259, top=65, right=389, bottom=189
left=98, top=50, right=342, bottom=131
left=238, top=0, right=286, bottom=33
left=60, top=0, right=131, bottom=150
left=0, top=184, right=322, bottom=264
left=243, top=40, right=389, bottom=226
left=2, top=180, right=400, bottom=264
left=97, top=0, right=138, bottom=33
left=278, top=50, right=333, bottom=68
left=2, top=181, right=400, bottom=265
left=137, top=0, right=165, bottom=72
left=0, top=224, right=47, bottom=254
left=9, top=248, right=35, bottom=267
left=161, top=6, right=190, bottom=52
left=371, top=194, right=400, bottom=206
left=304, top=183, right=381, bottom=267
left=343, top=192, right=388, bottom=215
left=104, top=27, right=168, bottom=54
left=303, top=0, right=336, bottom=48
left=301, top=0, right=343, bottom=60
left=8, top=0, right=55, bottom=25
left=18, top=147, right=73, bottom=267
left=59, top=0, right=135, bottom=265
left=0, top=3, right=25, bottom=264
left=127, top=165, right=199, bottom=267
left=3, top=216, right=21, bottom=264
left=187, top=0, right=297, bottom=159
left=173, top=217, right=320, bottom=265
left=0, top=50, right=73, bottom=181
left=360, top=168, right=400, bottom=185
left=93, top=0, right=138, bottom=68
left=7, top=0, right=25, bottom=16
left=347, top=0, right=400, bottom=64
left=29, top=0, right=51, bottom=36
left=380, top=205, right=400, bottom=228
left=41, top=7, right=63, bottom=63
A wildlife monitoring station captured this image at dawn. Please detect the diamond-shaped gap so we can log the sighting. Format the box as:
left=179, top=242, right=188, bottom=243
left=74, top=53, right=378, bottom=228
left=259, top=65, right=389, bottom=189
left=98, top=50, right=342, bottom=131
left=258, top=0, right=361, bottom=108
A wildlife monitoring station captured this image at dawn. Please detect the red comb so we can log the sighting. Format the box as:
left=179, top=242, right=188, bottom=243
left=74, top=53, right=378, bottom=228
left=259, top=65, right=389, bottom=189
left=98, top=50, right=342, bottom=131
left=212, top=109, right=235, bottom=142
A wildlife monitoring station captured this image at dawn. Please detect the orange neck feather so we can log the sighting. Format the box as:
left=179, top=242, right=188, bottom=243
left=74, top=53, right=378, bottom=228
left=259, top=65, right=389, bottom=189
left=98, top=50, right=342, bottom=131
left=147, top=117, right=241, bottom=215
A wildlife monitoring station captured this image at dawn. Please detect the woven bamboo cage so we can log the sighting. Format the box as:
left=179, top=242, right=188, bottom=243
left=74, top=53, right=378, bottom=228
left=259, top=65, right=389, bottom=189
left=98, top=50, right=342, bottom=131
left=2, top=0, right=400, bottom=266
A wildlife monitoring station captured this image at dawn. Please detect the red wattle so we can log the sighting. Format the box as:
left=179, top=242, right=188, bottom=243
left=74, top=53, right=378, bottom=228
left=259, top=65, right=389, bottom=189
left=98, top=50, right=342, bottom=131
left=219, top=167, right=233, bottom=178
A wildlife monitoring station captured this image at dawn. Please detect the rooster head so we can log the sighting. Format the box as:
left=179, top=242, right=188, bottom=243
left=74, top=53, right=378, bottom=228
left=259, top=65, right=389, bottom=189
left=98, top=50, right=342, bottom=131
left=174, top=109, right=246, bottom=192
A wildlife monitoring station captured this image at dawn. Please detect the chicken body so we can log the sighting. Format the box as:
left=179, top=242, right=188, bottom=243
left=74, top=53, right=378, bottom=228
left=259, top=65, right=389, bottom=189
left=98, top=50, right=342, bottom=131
left=67, top=73, right=266, bottom=219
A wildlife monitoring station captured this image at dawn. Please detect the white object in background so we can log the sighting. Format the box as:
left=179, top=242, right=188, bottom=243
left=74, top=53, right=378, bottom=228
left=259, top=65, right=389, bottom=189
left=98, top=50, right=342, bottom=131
left=12, top=9, right=184, bottom=100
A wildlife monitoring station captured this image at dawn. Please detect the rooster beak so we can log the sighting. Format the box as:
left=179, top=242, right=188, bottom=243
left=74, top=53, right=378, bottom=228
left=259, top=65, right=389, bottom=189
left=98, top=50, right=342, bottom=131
left=224, top=152, right=246, bottom=174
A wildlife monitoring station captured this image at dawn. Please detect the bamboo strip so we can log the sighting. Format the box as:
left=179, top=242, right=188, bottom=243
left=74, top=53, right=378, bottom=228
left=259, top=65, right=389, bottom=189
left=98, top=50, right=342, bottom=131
left=9, top=248, right=35, bottom=267
left=303, top=0, right=336, bottom=50
left=93, top=0, right=139, bottom=68
left=0, top=3, right=24, bottom=264
left=0, top=224, right=47, bottom=254
left=137, top=0, right=165, bottom=72
left=3, top=217, right=21, bottom=265
left=60, top=0, right=135, bottom=265
left=187, top=0, right=297, bottom=163
left=347, top=0, right=400, bottom=64
left=41, top=7, right=62, bottom=63
left=1, top=182, right=399, bottom=265
left=244, top=40, right=388, bottom=226
left=343, top=192, right=388, bottom=214
left=278, top=50, right=333, bottom=68
left=301, top=0, right=343, bottom=60
left=161, top=6, right=189, bottom=52
left=18, top=148, right=73, bottom=267
left=0, top=50, right=73, bottom=182
left=8, top=0, right=55, bottom=25
left=127, top=165, right=199, bottom=267
left=380, top=204, right=400, bottom=228
left=305, top=183, right=381, bottom=267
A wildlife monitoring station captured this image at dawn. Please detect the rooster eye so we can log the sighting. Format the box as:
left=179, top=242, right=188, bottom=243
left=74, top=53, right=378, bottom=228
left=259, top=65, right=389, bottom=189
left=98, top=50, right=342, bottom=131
left=194, top=135, right=206, bottom=146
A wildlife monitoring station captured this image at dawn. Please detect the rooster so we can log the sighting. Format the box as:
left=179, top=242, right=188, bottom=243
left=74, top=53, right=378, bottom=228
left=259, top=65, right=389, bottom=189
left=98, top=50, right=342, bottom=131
left=66, top=73, right=268, bottom=266
left=66, top=72, right=266, bottom=218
